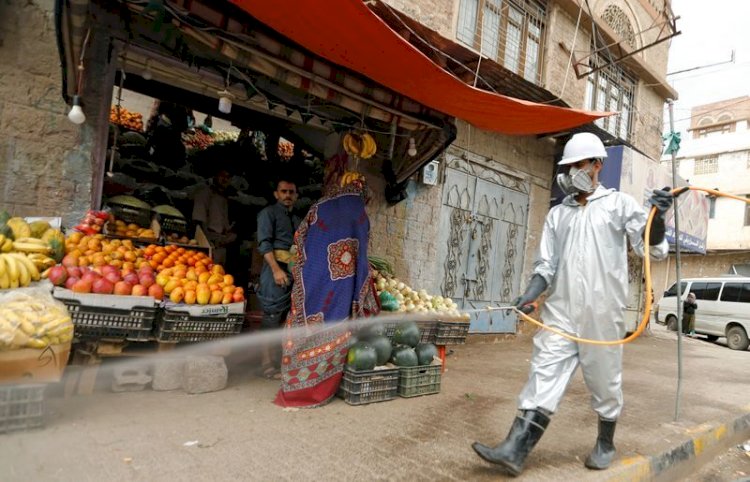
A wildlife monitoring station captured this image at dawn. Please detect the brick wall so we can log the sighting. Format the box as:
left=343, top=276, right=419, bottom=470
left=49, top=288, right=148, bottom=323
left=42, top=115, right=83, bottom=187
left=0, top=0, right=94, bottom=226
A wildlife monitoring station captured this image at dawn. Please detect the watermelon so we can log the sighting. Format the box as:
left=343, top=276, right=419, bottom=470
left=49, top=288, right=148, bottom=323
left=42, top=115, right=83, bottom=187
left=346, top=342, right=377, bottom=371
left=368, top=335, right=393, bottom=365
left=393, top=321, right=420, bottom=347
left=415, top=343, right=439, bottom=366
left=391, top=345, right=419, bottom=367
left=358, top=321, right=385, bottom=340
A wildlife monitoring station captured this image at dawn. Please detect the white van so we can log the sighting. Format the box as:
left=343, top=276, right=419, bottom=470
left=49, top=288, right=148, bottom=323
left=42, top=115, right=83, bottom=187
left=655, top=276, right=750, bottom=351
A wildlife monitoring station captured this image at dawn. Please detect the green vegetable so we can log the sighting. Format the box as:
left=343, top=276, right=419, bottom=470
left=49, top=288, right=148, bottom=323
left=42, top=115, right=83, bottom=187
left=415, top=343, right=439, bottom=366
left=367, top=335, right=393, bottom=365
left=346, top=342, right=377, bottom=371
left=393, top=321, right=420, bottom=348
left=379, top=291, right=399, bottom=311
left=390, top=345, right=418, bottom=367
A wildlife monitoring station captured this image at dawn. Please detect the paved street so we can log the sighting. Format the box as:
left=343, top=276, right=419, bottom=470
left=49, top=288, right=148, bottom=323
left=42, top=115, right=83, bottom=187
left=1, top=324, right=748, bottom=481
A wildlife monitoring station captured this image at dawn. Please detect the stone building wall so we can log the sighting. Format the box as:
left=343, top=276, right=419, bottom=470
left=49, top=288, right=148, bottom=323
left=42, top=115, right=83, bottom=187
left=0, top=0, right=94, bottom=226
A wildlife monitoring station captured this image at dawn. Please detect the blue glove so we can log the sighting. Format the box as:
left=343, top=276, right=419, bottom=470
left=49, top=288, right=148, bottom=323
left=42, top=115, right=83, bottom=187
left=512, top=274, right=547, bottom=315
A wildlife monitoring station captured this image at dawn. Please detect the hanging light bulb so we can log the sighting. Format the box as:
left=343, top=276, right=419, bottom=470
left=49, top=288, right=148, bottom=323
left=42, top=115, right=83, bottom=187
left=407, top=137, right=417, bottom=157
left=218, top=90, right=232, bottom=114
left=67, top=95, right=86, bottom=125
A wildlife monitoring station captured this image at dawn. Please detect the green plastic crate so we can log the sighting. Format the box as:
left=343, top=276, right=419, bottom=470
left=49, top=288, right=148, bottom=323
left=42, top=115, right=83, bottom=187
left=397, top=364, right=441, bottom=398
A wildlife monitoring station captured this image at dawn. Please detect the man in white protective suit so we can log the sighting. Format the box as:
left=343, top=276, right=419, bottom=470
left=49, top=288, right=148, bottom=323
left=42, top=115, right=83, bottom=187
left=472, top=132, right=674, bottom=476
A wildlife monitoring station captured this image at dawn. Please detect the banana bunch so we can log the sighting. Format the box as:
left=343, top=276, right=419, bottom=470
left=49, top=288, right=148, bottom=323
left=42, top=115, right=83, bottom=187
left=0, top=296, right=73, bottom=349
left=0, top=234, right=13, bottom=253
left=12, top=237, right=53, bottom=255
left=343, top=132, right=377, bottom=159
left=0, top=253, right=40, bottom=289
left=340, top=170, right=365, bottom=187
left=26, top=253, right=56, bottom=271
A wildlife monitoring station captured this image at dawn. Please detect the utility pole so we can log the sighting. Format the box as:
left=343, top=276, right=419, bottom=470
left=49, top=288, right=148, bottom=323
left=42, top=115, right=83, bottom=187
left=667, top=99, right=684, bottom=422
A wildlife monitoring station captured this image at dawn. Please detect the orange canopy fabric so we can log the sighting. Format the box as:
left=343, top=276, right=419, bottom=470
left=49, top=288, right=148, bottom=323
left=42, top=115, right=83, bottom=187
left=231, top=0, right=611, bottom=135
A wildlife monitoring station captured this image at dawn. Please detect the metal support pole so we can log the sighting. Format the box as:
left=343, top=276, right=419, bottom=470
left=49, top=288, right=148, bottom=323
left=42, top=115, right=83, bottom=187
left=667, top=99, right=684, bottom=421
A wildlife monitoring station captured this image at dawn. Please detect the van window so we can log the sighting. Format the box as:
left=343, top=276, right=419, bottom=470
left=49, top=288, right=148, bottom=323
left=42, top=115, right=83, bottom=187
left=719, top=282, right=750, bottom=302
left=691, top=282, right=721, bottom=301
left=664, top=282, right=687, bottom=297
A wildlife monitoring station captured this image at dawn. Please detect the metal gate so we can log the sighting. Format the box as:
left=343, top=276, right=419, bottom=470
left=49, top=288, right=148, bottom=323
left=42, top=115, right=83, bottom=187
left=436, top=154, right=530, bottom=333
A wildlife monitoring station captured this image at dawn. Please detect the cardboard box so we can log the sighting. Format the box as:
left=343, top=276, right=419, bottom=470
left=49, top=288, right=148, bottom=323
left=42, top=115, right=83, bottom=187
left=0, top=343, right=71, bottom=384
left=53, top=287, right=158, bottom=309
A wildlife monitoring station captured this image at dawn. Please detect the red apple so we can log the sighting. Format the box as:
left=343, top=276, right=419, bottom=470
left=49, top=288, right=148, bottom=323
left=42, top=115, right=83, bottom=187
left=148, top=284, right=164, bottom=301
left=92, top=277, right=114, bottom=295
left=71, top=279, right=92, bottom=293
left=81, top=271, right=101, bottom=285
left=101, top=265, right=119, bottom=277
left=62, top=254, right=79, bottom=268
left=138, top=265, right=154, bottom=275
left=65, top=276, right=79, bottom=290
left=66, top=266, right=82, bottom=279
left=104, top=271, right=121, bottom=284
left=131, top=284, right=148, bottom=296
left=48, top=266, right=68, bottom=287
left=114, top=281, right=133, bottom=296
left=139, top=274, right=155, bottom=289
left=123, top=272, right=140, bottom=286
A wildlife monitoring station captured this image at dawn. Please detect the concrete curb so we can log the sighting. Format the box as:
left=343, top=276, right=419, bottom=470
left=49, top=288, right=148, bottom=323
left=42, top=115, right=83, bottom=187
left=606, top=409, right=750, bottom=481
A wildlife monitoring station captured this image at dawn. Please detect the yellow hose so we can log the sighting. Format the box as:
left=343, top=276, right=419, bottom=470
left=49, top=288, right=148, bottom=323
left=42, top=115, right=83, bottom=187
left=515, top=186, right=743, bottom=345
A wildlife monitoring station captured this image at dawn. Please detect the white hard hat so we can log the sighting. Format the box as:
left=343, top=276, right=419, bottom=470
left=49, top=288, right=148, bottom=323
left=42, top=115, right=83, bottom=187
left=558, top=132, right=608, bottom=165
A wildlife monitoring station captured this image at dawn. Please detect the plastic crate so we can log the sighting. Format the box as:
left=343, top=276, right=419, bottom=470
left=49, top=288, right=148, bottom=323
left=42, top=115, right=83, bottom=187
left=59, top=299, right=156, bottom=341
left=0, top=384, right=45, bottom=433
left=397, top=365, right=442, bottom=398
left=157, top=213, right=189, bottom=235
left=155, top=310, right=244, bottom=343
left=383, top=320, right=438, bottom=344
left=337, top=366, right=399, bottom=405
left=107, top=202, right=153, bottom=228
left=434, top=321, right=471, bottom=345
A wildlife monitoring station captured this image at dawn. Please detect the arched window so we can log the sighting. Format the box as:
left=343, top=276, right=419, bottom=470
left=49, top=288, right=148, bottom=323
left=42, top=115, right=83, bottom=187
left=697, top=117, right=713, bottom=127
left=601, top=5, right=637, bottom=50
left=717, top=113, right=733, bottom=124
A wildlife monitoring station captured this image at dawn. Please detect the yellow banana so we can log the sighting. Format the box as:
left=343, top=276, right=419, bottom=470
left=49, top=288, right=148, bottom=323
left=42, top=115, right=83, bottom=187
left=14, top=256, right=30, bottom=286
left=0, top=255, right=5, bottom=279
left=360, top=133, right=376, bottom=159
left=1, top=239, right=12, bottom=253
left=12, top=241, right=52, bottom=254
left=0, top=234, right=5, bottom=246
left=13, top=237, right=48, bottom=246
left=9, top=253, right=39, bottom=282
left=0, top=271, right=9, bottom=289
left=3, top=254, right=19, bottom=284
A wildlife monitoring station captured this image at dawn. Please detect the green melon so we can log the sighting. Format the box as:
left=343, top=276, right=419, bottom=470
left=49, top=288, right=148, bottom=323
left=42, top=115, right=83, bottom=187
left=393, top=321, right=420, bottom=348
left=415, top=343, right=439, bottom=366
left=358, top=321, right=385, bottom=340
left=367, top=335, right=393, bottom=366
left=346, top=342, right=377, bottom=371
left=390, top=345, right=418, bottom=367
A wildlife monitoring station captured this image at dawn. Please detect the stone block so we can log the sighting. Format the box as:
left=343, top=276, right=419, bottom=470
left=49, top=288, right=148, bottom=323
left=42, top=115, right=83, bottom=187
left=183, top=356, right=228, bottom=394
left=152, top=358, right=185, bottom=391
left=111, top=364, right=152, bottom=392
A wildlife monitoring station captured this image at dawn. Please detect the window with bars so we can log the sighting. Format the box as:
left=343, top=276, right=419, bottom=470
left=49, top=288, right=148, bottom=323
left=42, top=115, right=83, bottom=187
left=745, top=195, right=750, bottom=226
left=584, top=49, right=635, bottom=140
left=456, top=0, right=547, bottom=84
left=694, top=156, right=718, bottom=175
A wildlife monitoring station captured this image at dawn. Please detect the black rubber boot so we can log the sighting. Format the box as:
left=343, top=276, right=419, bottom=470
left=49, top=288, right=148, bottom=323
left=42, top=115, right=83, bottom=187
left=472, top=409, right=550, bottom=476
left=585, top=418, right=617, bottom=470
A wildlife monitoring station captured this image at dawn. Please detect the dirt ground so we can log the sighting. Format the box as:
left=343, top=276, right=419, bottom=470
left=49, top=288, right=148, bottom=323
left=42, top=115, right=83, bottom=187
left=1, top=324, right=748, bottom=481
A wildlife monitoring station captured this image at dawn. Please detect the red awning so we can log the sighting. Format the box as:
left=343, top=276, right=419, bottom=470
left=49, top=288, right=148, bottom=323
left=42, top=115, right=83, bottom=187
left=231, top=0, right=611, bottom=136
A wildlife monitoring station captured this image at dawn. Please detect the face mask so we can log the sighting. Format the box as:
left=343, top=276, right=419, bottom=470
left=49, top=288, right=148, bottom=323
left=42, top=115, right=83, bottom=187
left=556, top=162, right=597, bottom=195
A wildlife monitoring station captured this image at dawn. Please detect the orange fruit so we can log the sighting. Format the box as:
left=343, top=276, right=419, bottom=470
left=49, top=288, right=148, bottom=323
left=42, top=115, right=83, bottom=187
left=156, top=274, right=169, bottom=287
left=221, top=293, right=233, bottom=304
left=211, top=265, right=225, bottom=276
left=162, top=258, right=175, bottom=268
left=223, top=274, right=234, bottom=286
left=169, top=287, right=185, bottom=304
left=198, top=272, right=211, bottom=284
left=184, top=290, right=196, bottom=305
left=209, top=290, right=223, bottom=305
left=207, top=273, right=223, bottom=285
left=222, top=285, right=234, bottom=294
left=164, top=279, right=179, bottom=294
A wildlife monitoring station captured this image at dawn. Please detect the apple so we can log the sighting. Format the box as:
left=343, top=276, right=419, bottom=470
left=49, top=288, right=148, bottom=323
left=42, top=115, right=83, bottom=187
left=123, top=272, right=140, bottom=286
left=131, top=284, right=148, bottom=296
left=65, top=276, right=79, bottom=290
left=104, top=271, right=121, bottom=284
left=148, top=284, right=164, bottom=301
left=92, top=277, right=114, bottom=295
left=114, top=281, right=133, bottom=296
left=48, top=266, right=68, bottom=287
left=72, top=279, right=92, bottom=294
left=66, top=266, right=82, bottom=279
left=138, top=265, right=154, bottom=275
left=61, top=253, right=79, bottom=268
left=101, top=265, right=119, bottom=277
left=81, top=271, right=101, bottom=285
left=139, top=274, right=155, bottom=289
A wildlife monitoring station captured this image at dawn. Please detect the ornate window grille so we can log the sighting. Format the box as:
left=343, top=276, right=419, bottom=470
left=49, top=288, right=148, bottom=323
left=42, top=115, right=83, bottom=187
left=584, top=47, right=635, bottom=140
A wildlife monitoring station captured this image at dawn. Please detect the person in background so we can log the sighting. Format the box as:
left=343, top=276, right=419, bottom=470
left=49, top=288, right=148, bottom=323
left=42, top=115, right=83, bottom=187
left=256, top=179, right=300, bottom=379
left=683, top=292, right=697, bottom=336
left=192, top=168, right=236, bottom=265
left=472, top=132, right=673, bottom=475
